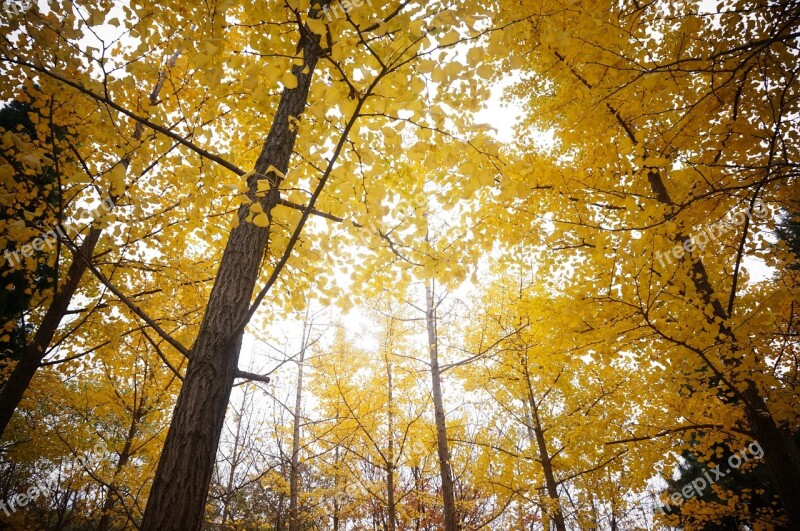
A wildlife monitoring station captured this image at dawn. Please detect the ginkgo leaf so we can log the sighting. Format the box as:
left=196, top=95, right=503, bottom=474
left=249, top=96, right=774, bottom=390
left=252, top=212, right=270, bottom=227
left=281, top=72, right=298, bottom=89
left=256, top=179, right=271, bottom=193
left=306, top=17, right=326, bottom=36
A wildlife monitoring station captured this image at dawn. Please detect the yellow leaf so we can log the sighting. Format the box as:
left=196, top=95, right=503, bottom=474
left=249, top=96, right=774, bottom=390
left=307, top=17, right=326, bottom=36
left=281, top=72, right=298, bottom=89
left=256, top=179, right=271, bottom=193
left=109, top=164, right=126, bottom=196
left=253, top=213, right=270, bottom=227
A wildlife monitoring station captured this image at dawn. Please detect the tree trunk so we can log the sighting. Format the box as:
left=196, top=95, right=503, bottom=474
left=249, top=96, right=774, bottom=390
left=425, top=280, right=458, bottom=531
left=289, top=317, right=310, bottom=531
left=647, top=169, right=800, bottom=527
left=332, top=446, right=341, bottom=531
left=741, top=383, right=800, bottom=526
left=555, top=45, right=800, bottom=525
left=412, top=465, right=424, bottom=531
left=385, top=353, right=396, bottom=531
left=141, top=13, right=328, bottom=529
left=522, top=379, right=566, bottom=531
left=0, top=227, right=100, bottom=436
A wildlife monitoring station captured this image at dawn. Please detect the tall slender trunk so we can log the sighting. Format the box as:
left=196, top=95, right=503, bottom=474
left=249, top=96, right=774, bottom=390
left=289, top=316, right=310, bottom=531
left=521, top=366, right=566, bottom=531
left=0, top=228, right=99, bottom=436
left=0, top=54, right=177, bottom=438
left=425, top=280, right=457, bottom=531
left=412, top=465, right=424, bottom=531
left=385, top=354, right=396, bottom=531
left=332, top=445, right=341, bottom=531
left=332, top=506, right=340, bottom=531
left=141, top=11, right=329, bottom=528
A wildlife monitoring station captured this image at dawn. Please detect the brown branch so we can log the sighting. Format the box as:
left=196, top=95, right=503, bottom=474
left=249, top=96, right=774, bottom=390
left=233, top=369, right=270, bottom=384
left=60, top=230, right=190, bottom=357
left=606, top=424, right=752, bottom=445
left=1, top=56, right=246, bottom=177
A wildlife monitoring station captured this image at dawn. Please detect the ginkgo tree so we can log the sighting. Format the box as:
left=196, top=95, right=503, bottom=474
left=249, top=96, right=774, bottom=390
left=4, top=0, right=510, bottom=527
left=456, top=248, right=686, bottom=528
left=486, top=0, right=800, bottom=526
left=1, top=0, right=797, bottom=529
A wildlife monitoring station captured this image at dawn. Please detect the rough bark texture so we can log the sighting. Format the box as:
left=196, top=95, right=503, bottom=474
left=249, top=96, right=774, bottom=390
left=141, top=17, right=327, bottom=530
left=425, top=281, right=458, bottom=531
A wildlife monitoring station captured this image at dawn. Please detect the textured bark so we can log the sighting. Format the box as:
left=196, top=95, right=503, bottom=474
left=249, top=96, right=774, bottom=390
left=141, top=15, right=328, bottom=530
left=425, top=281, right=458, bottom=531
